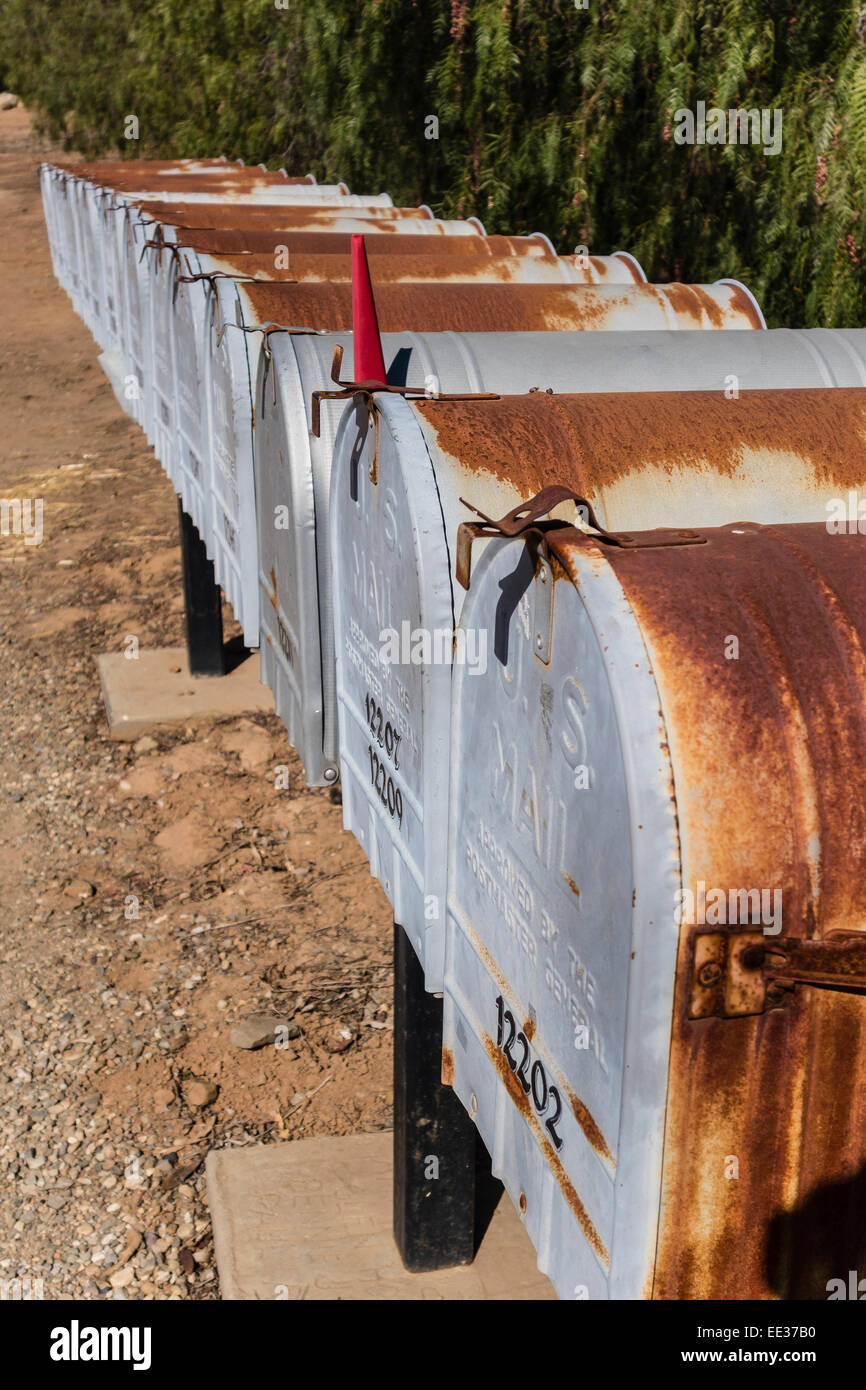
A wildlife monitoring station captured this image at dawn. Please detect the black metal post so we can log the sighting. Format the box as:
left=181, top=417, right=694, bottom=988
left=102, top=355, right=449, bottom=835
left=393, top=921, right=502, bottom=1271
left=178, top=500, right=225, bottom=676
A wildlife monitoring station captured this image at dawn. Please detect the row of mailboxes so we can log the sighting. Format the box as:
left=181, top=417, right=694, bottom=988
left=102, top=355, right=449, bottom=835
left=211, top=275, right=761, bottom=645
left=260, top=324, right=865, bottom=793
left=42, top=157, right=866, bottom=1298
left=44, top=158, right=769, bottom=654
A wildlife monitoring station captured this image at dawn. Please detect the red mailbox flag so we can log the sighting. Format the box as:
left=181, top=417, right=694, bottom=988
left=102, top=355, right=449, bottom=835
left=352, top=234, right=388, bottom=385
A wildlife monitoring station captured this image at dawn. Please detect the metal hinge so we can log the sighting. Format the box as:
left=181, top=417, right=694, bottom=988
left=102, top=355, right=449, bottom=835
left=456, top=485, right=706, bottom=590
left=689, top=931, right=866, bottom=1019
left=310, top=344, right=499, bottom=440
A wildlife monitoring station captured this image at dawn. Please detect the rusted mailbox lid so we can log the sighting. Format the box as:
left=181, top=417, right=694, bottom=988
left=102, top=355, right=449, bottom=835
left=238, top=279, right=762, bottom=332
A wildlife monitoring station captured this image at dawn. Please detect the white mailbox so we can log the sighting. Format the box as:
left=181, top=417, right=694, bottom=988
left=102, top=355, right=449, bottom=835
left=330, top=369, right=866, bottom=990
left=442, top=513, right=866, bottom=1300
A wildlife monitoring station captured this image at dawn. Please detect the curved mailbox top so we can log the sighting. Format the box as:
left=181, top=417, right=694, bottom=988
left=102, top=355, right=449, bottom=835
left=415, top=384, right=866, bottom=536
left=131, top=200, right=437, bottom=226
left=49, top=157, right=281, bottom=177
left=138, top=206, right=481, bottom=237
left=75, top=170, right=340, bottom=195
left=239, top=279, right=761, bottom=333
left=163, top=229, right=562, bottom=259
left=203, top=249, right=642, bottom=285
left=114, top=186, right=392, bottom=206
left=444, top=517, right=866, bottom=1300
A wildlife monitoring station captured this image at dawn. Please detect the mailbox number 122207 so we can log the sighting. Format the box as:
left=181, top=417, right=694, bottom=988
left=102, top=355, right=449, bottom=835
left=365, top=692, right=403, bottom=828
left=495, top=996, right=563, bottom=1151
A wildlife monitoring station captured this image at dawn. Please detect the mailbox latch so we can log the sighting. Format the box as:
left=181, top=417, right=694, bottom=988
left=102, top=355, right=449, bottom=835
left=456, top=485, right=706, bottom=589
left=311, top=345, right=500, bottom=439
left=689, top=931, right=866, bottom=1019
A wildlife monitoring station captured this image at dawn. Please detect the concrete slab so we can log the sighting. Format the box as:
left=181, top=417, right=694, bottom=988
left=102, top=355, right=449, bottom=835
left=97, top=646, right=274, bottom=740
left=206, top=1131, right=556, bottom=1301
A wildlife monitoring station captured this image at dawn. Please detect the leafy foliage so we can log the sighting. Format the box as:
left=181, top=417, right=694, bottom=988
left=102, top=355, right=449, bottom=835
left=1, top=0, right=865, bottom=325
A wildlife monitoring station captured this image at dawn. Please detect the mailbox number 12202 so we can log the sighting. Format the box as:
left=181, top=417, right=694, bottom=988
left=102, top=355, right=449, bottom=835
left=495, top=996, right=563, bottom=1150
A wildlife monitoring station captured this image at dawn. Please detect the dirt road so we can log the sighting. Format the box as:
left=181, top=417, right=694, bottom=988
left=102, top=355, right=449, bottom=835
left=0, top=106, right=393, bottom=1299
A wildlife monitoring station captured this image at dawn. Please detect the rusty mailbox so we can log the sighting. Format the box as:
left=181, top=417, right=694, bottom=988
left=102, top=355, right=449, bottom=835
left=329, top=379, right=866, bottom=992
left=442, top=510, right=866, bottom=1299
left=223, top=275, right=763, bottom=647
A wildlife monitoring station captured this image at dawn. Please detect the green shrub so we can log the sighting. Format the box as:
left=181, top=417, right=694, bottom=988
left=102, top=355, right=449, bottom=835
left=1, top=0, right=864, bottom=325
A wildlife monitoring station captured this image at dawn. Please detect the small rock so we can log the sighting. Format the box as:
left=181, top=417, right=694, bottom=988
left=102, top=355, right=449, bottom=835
left=45, top=1192, right=69, bottom=1210
left=108, top=1265, right=135, bottom=1290
left=323, top=1024, right=355, bottom=1054
left=229, top=1014, right=291, bottom=1051
left=182, top=1078, right=218, bottom=1109
left=0, top=93, right=19, bottom=110
left=133, top=735, right=158, bottom=754
left=63, top=879, right=95, bottom=902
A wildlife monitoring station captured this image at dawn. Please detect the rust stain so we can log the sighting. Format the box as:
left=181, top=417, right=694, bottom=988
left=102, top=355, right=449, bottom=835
left=417, top=388, right=866, bottom=498
left=563, top=872, right=581, bottom=900
left=720, top=280, right=764, bottom=329
left=268, top=566, right=279, bottom=612
left=132, top=200, right=433, bottom=228
left=236, top=282, right=757, bottom=335
left=462, top=919, right=613, bottom=1164
left=482, top=1030, right=610, bottom=1268
left=663, top=281, right=725, bottom=328
left=441, top=1047, right=454, bottom=1087
left=205, top=250, right=570, bottom=284
left=166, top=229, right=553, bottom=260
left=54, top=157, right=236, bottom=176
left=586, top=254, right=643, bottom=285
left=523, top=1018, right=535, bottom=1041
left=563, top=1085, right=615, bottom=1167
left=78, top=172, right=308, bottom=196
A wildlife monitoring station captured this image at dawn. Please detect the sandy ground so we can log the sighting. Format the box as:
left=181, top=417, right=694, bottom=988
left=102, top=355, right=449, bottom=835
left=0, top=105, right=394, bottom=1299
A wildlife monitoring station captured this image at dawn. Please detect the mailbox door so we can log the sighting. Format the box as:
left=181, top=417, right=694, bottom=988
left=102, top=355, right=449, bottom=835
left=79, top=183, right=103, bottom=344
left=173, top=256, right=211, bottom=526
left=266, top=331, right=476, bottom=787
left=122, top=213, right=152, bottom=432
left=256, top=333, right=334, bottom=780
left=149, top=244, right=180, bottom=480
left=40, top=167, right=63, bottom=283
left=68, top=179, right=91, bottom=321
left=98, top=194, right=123, bottom=357
left=202, top=278, right=260, bottom=645
left=74, top=181, right=98, bottom=334
left=443, top=535, right=680, bottom=1299
left=331, top=395, right=455, bottom=978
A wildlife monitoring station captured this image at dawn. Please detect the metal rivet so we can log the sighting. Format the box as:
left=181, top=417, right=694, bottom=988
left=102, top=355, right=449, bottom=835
left=469, top=1094, right=478, bottom=1115
left=535, top=635, right=544, bottom=651
left=697, top=961, right=722, bottom=987
left=323, top=766, right=338, bottom=784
